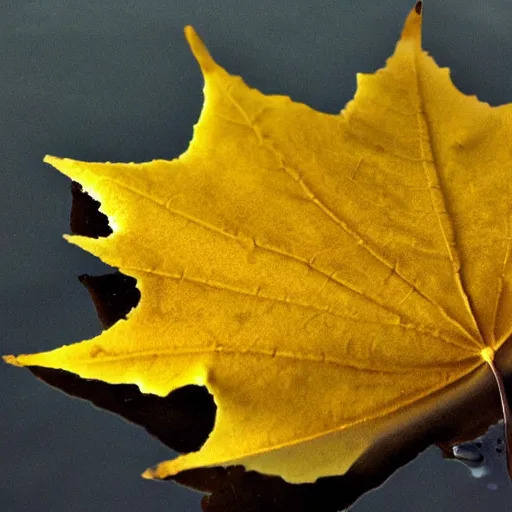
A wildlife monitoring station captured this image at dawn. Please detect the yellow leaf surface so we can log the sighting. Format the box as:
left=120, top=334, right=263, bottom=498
left=6, top=2, right=512, bottom=483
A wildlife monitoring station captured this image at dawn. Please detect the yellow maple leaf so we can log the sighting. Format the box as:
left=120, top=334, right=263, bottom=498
left=5, top=1, right=512, bottom=483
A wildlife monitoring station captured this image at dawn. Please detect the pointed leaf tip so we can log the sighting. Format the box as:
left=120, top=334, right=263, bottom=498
left=3, top=355, right=21, bottom=367
left=141, top=468, right=155, bottom=480
left=400, top=1, right=423, bottom=44
left=184, top=25, right=217, bottom=74
left=43, top=154, right=62, bottom=166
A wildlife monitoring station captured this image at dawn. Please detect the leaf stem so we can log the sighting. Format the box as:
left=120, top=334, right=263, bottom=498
left=481, top=348, right=512, bottom=478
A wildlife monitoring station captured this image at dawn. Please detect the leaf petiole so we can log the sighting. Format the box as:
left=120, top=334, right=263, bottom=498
left=481, top=347, right=512, bottom=478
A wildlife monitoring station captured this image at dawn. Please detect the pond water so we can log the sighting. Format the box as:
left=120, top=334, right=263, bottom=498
left=2, top=0, right=512, bottom=510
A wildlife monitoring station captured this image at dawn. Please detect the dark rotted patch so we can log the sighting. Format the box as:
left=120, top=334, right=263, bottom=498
left=415, top=1, right=422, bottom=15
left=79, top=272, right=140, bottom=329
left=70, top=181, right=112, bottom=238
left=29, top=366, right=216, bottom=454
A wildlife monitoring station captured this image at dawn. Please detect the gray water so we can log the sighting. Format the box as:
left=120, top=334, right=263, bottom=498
left=2, top=0, right=512, bottom=510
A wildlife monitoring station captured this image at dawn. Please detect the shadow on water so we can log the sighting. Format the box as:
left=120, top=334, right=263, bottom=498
left=24, top=181, right=512, bottom=511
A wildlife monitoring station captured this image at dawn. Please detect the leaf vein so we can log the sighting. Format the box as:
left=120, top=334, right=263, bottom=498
left=411, top=46, right=483, bottom=345
left=125, top=265, right=473, bottom=352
